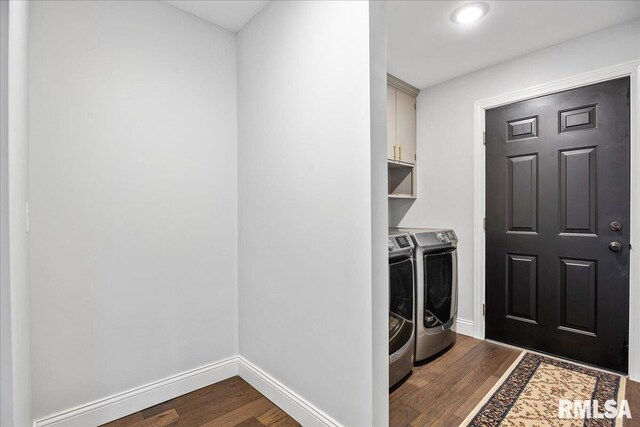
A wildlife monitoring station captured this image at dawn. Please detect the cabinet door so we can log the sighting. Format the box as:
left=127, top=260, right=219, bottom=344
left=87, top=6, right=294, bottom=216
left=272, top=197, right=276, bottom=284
left=396, top=90, right=416, bottom=165
left=387, top=85, right=397, bottom=161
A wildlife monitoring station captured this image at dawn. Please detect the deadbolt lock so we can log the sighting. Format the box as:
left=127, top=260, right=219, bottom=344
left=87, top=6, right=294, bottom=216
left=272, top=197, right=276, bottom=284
left=610, top=221, right=623, bottom=232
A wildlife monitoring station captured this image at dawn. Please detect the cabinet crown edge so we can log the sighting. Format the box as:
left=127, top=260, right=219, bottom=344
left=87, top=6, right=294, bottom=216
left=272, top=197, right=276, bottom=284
left=387, top=73, right=420, bottom=97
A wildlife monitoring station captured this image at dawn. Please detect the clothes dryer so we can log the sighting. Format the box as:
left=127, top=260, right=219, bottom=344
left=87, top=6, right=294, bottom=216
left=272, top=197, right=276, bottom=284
left=390, top=228, right=458, bottom=362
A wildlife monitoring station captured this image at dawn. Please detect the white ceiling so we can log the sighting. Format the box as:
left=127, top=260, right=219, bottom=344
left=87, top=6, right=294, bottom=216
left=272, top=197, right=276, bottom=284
left=388, top=1, right=640, bottom=89
left=164, top=0, right=269, bottom=32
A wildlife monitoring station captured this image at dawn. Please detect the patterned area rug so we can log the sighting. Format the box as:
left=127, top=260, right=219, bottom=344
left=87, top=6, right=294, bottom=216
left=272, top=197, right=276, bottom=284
left=462, top=352, right=627, bottom=427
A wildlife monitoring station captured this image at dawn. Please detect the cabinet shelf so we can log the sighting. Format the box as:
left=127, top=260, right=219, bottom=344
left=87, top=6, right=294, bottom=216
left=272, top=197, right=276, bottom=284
left=388, top=161, right=416, bottom=199
left=388, top=193, right=416, bottom=200
left=388, top=160, right=415, bottom=169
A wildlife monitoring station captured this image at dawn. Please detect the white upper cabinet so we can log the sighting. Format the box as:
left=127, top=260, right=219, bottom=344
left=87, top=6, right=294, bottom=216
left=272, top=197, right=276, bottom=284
left=395, top=90, right=416, bottom=165
left=387, top=74, right=419, bottom=165
left=387, top=86, right=397, bottom=161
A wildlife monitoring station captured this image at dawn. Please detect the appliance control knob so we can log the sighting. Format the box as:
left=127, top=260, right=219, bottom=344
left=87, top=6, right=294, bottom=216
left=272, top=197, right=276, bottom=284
left=388, top=242, right=395, bottom=251
left=437, top=232, right=446, bottom=242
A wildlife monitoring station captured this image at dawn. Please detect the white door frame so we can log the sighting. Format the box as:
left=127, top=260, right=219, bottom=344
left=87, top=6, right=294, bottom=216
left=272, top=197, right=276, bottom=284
left=473, top=59, right=640, bottom=380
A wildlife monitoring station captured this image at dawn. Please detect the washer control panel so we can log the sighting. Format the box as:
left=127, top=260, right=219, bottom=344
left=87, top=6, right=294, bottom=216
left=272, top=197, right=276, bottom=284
left=388, top=234, right=414, bottom=252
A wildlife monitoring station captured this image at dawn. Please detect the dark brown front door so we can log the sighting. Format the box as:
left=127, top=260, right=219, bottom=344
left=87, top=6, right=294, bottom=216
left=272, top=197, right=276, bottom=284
left=485, top=77, right=630, bottom=373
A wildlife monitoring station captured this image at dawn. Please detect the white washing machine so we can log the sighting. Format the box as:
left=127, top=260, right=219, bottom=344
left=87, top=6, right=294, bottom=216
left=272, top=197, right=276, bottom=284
left=390, top=228, right=458, bottom=362
left=388, top=232, right=415, bottom=387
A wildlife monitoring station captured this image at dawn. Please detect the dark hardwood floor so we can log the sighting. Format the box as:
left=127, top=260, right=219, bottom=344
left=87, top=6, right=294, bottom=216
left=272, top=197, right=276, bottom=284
left=101, top=376, right=299, bottom=427
left=626, top=379, right=640, bottom=427
left=390, top=334, right=640, bottom=427
left=103, top=335, right=640, bottom=427
left=390, top=334, right=522, bottom=426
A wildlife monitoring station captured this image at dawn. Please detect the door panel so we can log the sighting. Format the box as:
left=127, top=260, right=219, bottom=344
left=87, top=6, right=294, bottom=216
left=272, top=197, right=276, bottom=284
left=485, top=77, right=630, bottom=373
left=508, top=116, right=538, bottom=141
left=560, top=105, right=597, bottom=133
left=506, top=254, right=537, bottom=322
left=507, top=154, right=538, bottom=232
left=559, top=258, right=596, bottom=334
left=559, top=148, right=597, bottom=234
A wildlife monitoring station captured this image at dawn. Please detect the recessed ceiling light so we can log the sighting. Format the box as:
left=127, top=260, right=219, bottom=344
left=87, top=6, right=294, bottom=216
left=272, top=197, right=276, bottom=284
left=452, top=3, right=489, bottom=25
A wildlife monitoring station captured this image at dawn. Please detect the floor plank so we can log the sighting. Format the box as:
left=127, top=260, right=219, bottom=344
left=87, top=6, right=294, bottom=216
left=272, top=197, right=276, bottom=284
left=101, top=376, right=299, bottom=427
left=389, top=402, right=421, bottom=427
left=625, top=378, right=640, bottom=426
left=129, top=410, right=179, bottom=427
left=257, top=407, right=298, bottom=427
left=232, top=417, right=266, bottom=427
left=389, top=337, right=520, bottom=427
left=103, top=412, right=145, bottom=427
left=200, top=397, right=274, bottom=427
left=257, top=407, right=301, bottom=427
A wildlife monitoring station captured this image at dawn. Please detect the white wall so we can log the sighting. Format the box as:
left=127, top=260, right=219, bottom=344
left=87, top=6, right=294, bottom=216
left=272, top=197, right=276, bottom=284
left=1, top=1, right=33, bottom=426
left=390, top=19, right=640, bottom=326
left=368, top=2, right=389, bottom=426
left=237, top=1, right=384, bottom=425
left=0, top=2, right=10, bottom=422
left=28, top=1, right=237, bottom=419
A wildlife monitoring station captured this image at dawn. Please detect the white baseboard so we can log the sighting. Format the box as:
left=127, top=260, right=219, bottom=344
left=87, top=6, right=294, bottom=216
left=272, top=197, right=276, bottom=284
left=34, top=357, right=238, bottom=427
left=237, top=356, right=341, bottom=427
left=455, top=318, right=475, bottom=337
left=34, top=356, right=342, bottom=427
